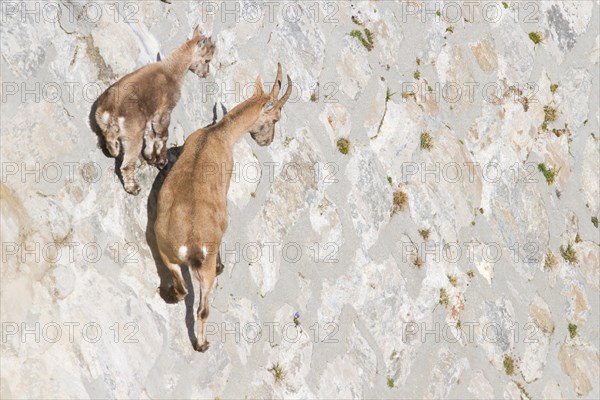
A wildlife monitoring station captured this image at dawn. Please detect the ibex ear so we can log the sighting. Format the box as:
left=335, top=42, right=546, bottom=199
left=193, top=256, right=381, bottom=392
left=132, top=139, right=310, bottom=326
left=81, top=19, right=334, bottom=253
left=156, top=52, right=162, bottom=62
left=254, top=75, right=264, bottom=97
left=197, top=37, right=207, bottom=48
left=193, top=25, right=201, bottom=37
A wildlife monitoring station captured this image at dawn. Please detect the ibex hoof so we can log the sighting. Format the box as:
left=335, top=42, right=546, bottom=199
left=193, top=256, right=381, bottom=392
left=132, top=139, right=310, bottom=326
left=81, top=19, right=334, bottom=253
left=157, top=158, right=168, bottom=170
left=195, top=340, right=210, bottom=353
left=124, top=182, right=141, bottom=195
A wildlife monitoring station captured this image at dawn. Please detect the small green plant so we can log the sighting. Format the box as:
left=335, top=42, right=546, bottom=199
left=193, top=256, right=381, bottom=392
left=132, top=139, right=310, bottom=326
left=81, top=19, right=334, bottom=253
left=387, top=377, right=395, bottom=388
left=349, top=29, right=374, bottom=51
left=538, top=163, right=557, bottom=185
left=418, top=228, right=430, bottom=240
left=541, top=105, right=558, bottom=131
left=439, top=288, right=449, bottom=306
left=528, top=32, right=544, bottom=45
left=283, top=136, right=293, bottom=146
left=503, top=355, right=515, bottom=376
left=385, top=87, right=395, bottom=102
left=446, top=26, right=454, bottom=33
left=467, top=270, right=475, bottom=279
left=435, top=10, right=442, bottom=17
left=502, top=2, right=509, bottom=8
left=414, top=70, right=421, bottom=80
left=568, top=323, right=577, bottom=339
left=250, top=192, right=256, bottom=198
left=420, top=131, right=433, bottom=150
left=310, top=92, right=317, bottom=102
left=387, top=176, right=393, bottom=186
left=416, top=57, right=421, bottom=65
left=479, top=208, right=484, bottom=214
left=544, top=250, right=558, bottom=270
left=336, top=138, right=350, bottom=155
left=592, top=216, right=598, bottom=228
left=269, top=363, right=285, bottom=383
left=392, top=190, right=408, bottom=213
left=575, top=233, right=582, bottom=243
left=447, top=274, right=458, bottom=287
left=560, top=243, right=577, bottom=264
left=550, top=83, right=559, bottom=94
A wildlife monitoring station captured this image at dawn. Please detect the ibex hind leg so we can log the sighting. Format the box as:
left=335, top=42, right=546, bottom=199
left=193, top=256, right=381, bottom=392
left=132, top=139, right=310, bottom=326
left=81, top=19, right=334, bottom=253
left=142, top=119, right=156, bottom=164
left=193, top=255, right=217, bottom=352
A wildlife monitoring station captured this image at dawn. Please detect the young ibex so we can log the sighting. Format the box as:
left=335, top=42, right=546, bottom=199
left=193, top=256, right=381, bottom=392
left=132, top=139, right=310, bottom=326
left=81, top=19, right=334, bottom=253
left=94, top=26, right=216, bottom=195
left=154, top=64, right=293, bottom=352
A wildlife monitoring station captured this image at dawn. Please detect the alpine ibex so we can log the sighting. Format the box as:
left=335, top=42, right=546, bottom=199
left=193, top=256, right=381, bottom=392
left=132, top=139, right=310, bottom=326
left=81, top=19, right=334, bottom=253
left=154, top=64, right=293, bottom=352
left=94, top=26, right=216, bottom=195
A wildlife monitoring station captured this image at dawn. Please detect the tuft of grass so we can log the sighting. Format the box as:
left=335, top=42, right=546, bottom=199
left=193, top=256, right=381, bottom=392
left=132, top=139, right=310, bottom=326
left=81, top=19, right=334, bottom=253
left=387, top=176, right=393, bottom=186
left=387, top=377, right=395, bottom=388
left=336, top=138, right=350, bottom=155
left=550, top=83, right=559, bottom=94
left=568, top=323, right=577, bottom=339
left=503, top=355, right=515, bottom=376
left=575, top=233, right=582, bottom=243
left=502, top=2, right=509, bottom=8
left=349, top=28, right=374, bottom=51
left=560, top=243, right=577, bottom=264
left=414, top=70, right=421, bottom=80
left=420, top=132, right=433, bottom=150
left=419, top=228, right=430, bottom=240
left=435, top=10, right=442, bottom=17
left=351, top=15, right=363, bottom=26
left=392, top=190, right=408, bottom=213
left=544, top=105, right=557, bottom=123
left=416, top=57, right=421, bottom=66
left=528, top=32, right=544, bottom=45
left=439, top=288, right=449, bottom=306
left=592, top=216, right=598, bottom=228
left=537, top=163, right=557, bottom=185
left=544, top=250, right=558, bottom=270
left=268, top=363, right=285, bottom=383
left=310, top=92, right=318, bottom=102
left=467, top=270, right=475, bottom=279
left=250, top=192, right=256, bottom=198
left=401, top=91, right=416, bottom=101
left=445, top=26, right=454, bottom=33
left=447, top=274, right=458, bottom=287
left=413, top=256, right=424, bottom=269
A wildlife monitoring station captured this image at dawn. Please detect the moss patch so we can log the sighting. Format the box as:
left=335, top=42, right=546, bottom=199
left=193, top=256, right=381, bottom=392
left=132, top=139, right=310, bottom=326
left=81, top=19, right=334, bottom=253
left=420, top=132, right=433, bottom=150
left=503, top=355, right=515, bottom=376
left=392, top=190, right=408, bottom=213
left=336, top=138, right=350, bottom=155
left=568, top=323, right=577, bottom=339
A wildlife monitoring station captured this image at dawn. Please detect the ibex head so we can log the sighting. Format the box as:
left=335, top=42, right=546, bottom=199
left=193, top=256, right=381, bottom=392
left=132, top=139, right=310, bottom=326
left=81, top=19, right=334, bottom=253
left=249, top=63, right=293, bottom=146
left=189, top=25, right=215, bottom=78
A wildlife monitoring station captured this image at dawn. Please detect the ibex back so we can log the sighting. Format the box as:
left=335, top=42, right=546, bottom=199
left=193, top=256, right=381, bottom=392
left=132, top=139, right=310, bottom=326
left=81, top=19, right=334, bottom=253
left=154, top=64, right=293, bottom=352
left=94, top=26, right=215, bottom=195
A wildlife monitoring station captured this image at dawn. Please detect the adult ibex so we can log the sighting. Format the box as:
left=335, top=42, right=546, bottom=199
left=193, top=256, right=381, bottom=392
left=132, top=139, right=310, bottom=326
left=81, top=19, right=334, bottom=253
left=154, top=64, right=293, bottom=352
left=94, top=26, right=216, bottom=194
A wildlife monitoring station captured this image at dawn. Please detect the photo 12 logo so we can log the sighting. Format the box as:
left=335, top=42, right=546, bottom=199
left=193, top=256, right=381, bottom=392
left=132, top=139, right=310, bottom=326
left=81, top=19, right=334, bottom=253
left=1, top=321, right=139, bottom=344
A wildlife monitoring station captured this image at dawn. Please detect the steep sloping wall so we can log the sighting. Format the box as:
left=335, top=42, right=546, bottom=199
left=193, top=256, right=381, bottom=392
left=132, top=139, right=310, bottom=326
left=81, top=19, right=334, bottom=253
left=1, top=1, right=599, bottom=398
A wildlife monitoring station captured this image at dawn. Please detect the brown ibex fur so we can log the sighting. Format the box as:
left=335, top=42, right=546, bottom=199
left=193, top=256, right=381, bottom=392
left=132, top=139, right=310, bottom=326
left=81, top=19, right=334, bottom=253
left=94, top=26, right=216, bottom=195
left=154, top=64, right=293, bottom=352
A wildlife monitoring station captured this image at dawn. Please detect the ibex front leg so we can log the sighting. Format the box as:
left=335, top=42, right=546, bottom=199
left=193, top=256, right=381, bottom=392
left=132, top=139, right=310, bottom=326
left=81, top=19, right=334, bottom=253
left=120, top=134, right=143, bottom=195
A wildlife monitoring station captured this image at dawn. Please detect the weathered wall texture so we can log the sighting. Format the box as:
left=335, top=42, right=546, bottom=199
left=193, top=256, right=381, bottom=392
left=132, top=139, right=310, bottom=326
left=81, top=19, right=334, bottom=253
left=1, top=1, right=599, bottom=398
